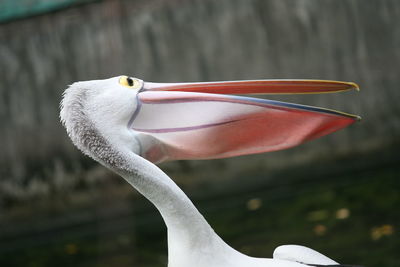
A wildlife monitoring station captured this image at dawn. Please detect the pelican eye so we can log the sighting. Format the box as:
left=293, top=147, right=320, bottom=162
left=119, top=76, right=142, bottom=89
left=127, top=77, right=134, bottom=86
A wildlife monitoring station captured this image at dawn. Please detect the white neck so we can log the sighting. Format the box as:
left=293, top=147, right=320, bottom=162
left=114, top=151, right=233, bottom=266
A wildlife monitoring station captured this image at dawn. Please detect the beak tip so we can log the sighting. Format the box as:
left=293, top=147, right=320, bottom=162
left=349, top=82, right=360, bottom=91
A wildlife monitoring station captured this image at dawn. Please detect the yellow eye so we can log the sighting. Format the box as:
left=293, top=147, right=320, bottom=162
left=119, top=76, right=142, bottom=89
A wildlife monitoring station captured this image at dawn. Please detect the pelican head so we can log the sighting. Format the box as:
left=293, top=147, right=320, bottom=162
left=60, top=76, right=145, bottom=168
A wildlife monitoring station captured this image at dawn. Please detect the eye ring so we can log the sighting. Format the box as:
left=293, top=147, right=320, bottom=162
left=119, top=76, right=142, bottom=89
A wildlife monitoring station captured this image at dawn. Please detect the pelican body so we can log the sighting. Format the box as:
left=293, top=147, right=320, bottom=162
left=60, top=76, right=360, bottom=267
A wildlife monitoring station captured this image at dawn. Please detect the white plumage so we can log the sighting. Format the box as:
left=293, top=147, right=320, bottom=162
left=60, top=76, right=359, bottom=267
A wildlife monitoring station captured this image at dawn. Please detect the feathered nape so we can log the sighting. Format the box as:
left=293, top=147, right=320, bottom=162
left=60, top=83, right=130, bottom=172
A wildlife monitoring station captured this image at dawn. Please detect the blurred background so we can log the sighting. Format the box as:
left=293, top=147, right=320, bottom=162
left=0, top=0, right=399, bottom=266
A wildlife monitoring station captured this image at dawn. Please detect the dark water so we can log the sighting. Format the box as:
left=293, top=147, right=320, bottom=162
left=1, top=151, right=399, bottom=267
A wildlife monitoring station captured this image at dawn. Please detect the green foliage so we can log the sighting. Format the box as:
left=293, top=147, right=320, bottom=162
left=0, top=0, right=98, bottom=23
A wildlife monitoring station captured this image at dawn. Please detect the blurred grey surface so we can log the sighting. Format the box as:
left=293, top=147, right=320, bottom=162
left=0, top=0, right=399, bottom=201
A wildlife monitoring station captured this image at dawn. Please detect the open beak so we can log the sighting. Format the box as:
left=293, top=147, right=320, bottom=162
left=130, top=78, right=360, bottom=163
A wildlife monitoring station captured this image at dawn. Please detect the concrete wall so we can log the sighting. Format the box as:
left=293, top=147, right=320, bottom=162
left=1, top=0, right=399, bottom=201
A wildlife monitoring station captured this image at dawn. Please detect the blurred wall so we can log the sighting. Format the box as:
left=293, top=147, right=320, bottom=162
left=0, top=0, right=399, bottom=202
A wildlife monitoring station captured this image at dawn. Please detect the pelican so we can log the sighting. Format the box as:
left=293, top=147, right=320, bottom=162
left=60, top=76, right=360, bottom=267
